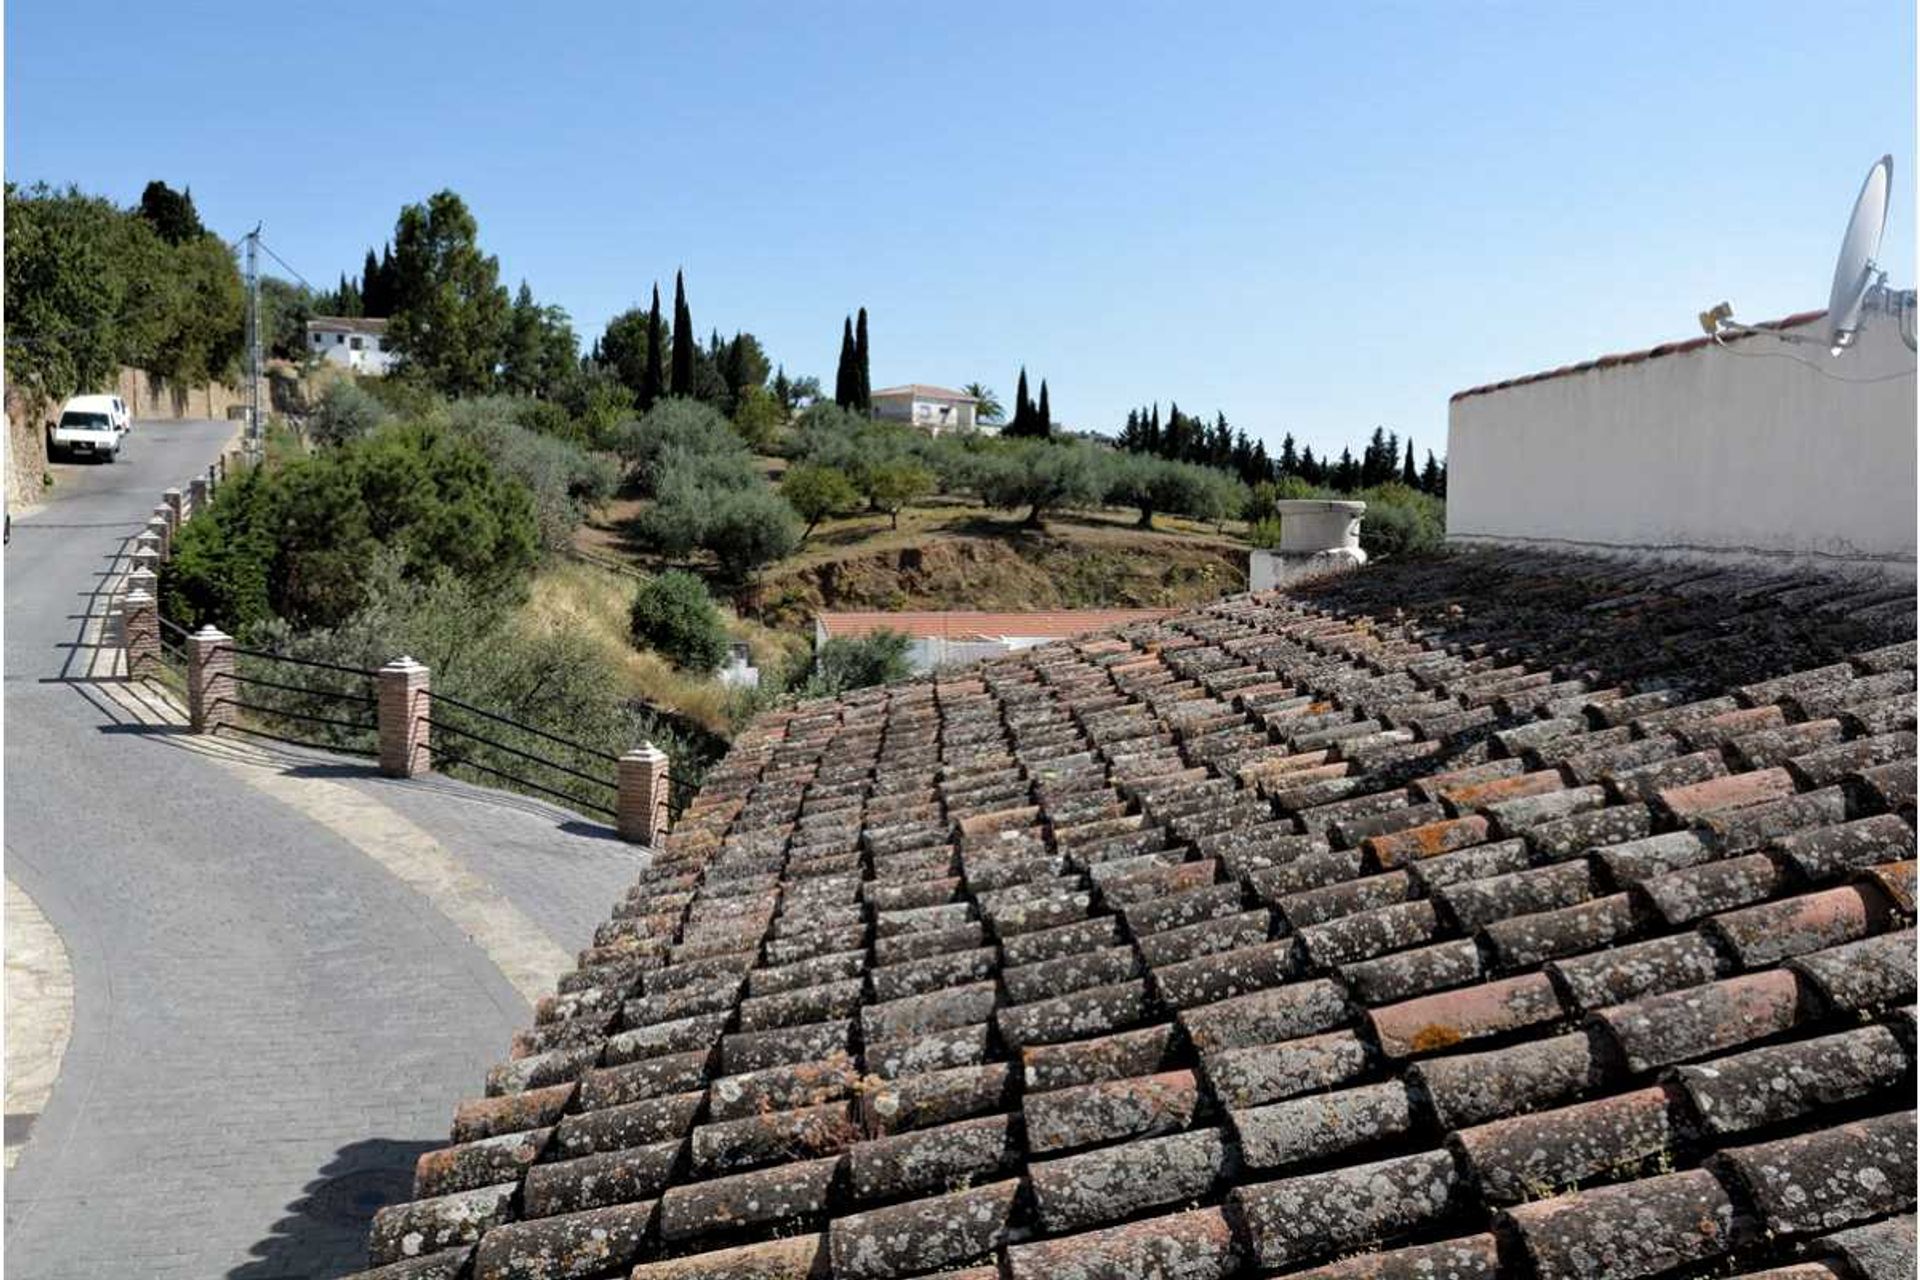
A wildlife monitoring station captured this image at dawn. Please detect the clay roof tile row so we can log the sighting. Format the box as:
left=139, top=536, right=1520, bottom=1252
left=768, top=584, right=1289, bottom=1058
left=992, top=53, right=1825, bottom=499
left=348, top=547, right=1915, bottom=1279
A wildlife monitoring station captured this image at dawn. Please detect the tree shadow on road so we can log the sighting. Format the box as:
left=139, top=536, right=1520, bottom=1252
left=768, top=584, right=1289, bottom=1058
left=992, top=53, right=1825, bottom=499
left=227, top=1137, right=436, bottom=1279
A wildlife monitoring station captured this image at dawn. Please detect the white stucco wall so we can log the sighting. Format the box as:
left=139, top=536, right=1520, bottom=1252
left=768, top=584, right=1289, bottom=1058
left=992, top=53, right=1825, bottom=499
left=1447, top=315, right=1917, bottom=575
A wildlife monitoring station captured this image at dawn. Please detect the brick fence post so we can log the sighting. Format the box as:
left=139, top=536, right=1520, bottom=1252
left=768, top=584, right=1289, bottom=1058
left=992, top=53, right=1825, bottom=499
left=130, top=543, right=160, bottom=577
left=188, top=476, right=209, bottom=518
left=164, top=488, right=184, bottom=527
left=149, top=511, right=173, bottom=559
left=377, top=657, right=431, bottom=778
left=187, top=626, right=235, bottom=733
left=122, top=589, right=159, bottom=678
left=618, top=744, right=671, bottom=845
left=126, top=567, right=157, bottom=601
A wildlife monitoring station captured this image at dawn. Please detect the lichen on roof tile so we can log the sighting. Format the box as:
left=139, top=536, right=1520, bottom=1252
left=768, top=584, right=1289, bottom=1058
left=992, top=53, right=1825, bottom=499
left=342, top=551, right=1918, bottom=1278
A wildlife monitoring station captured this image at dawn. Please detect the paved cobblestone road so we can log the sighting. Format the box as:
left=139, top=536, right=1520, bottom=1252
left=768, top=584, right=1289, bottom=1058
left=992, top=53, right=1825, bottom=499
left=4, top=421, right=645, bottom=1278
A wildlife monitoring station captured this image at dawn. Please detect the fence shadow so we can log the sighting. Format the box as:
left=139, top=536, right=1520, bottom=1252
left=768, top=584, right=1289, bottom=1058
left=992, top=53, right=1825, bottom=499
left=227, top=1136, right=435, bottom=1279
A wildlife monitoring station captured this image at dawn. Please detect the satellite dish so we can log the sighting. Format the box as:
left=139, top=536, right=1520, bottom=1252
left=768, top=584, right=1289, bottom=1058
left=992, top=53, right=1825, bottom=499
left=1826, top=154, right=1893, bottom=354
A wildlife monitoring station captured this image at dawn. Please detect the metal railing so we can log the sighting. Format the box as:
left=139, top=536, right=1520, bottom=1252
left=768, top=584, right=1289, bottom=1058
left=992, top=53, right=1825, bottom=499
left=420, top=688, right=623, bottom=819
left=211, top=644, right=382, bottom=759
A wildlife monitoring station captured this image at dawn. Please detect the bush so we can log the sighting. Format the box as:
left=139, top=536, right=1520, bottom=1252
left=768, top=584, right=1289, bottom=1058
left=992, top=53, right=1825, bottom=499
left=445, top=397, right=617, bottom=548
left=243, top=554, right=717, bottom=807
left=732, top=385, right=784, bottom=452
left=799, top=630, right=912, bottom=697
left=1356, top=482, right=1445, bottom=559
left=780, top=463, right=860, bottom=535
left=617, top=397, right=748, bottom=492
left=160, top=420, right=540, bottom=635
left=1246, top=516, right=1285, bottom=549
left=309, top=379, right=388, bottom=448
left=630, top=570, right=730, bottom=673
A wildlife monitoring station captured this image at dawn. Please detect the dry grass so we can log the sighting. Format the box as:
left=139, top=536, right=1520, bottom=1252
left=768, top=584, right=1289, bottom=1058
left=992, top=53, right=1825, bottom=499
left=517, top=555, right=809, bottom=737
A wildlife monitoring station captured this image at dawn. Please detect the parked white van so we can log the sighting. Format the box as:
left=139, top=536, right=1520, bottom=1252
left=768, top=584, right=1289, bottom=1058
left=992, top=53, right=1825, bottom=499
left=49, top=394, right=128, bottom=462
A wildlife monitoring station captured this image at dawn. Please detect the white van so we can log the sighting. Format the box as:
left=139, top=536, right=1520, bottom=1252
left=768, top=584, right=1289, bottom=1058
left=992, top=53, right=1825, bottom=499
left=49, top=394, right=128, bottom=462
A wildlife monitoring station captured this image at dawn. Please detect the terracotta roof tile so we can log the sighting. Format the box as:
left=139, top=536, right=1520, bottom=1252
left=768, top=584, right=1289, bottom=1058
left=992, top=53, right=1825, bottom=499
left=347, top=551, right=1919, bottom=1278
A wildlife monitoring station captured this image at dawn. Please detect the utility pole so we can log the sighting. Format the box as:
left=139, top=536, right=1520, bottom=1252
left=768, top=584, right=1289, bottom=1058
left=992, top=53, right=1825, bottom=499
left=244, top=225, right=262, bottom=451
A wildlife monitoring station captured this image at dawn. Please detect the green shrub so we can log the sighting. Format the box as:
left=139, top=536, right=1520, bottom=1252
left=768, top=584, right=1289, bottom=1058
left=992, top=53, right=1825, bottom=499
left=617, top=397, right=748, bottom=492
left=448, top=397, right=618, bottom=548
left=732, top=385, right=784, bottom=452
left=244, top=554, right=716, bottom=807
left=160, top=420, right=539, bottom=635
left=1246, top=516, right=1285, bottom=549
left=309, top=379, right=388, bottom=447
left=1356, top=482, right=1445, bottom=558
left=630, top=570, right=730, bottom=673
left=799, top=630, right=912, bottom=696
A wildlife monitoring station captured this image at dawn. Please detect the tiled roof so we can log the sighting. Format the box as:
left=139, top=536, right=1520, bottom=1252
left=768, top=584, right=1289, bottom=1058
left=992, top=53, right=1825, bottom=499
left=308, top=315, right=390, bottom=334
left=818, top=609, right=1180, bottom=643
left=1450, top=310, right=1827, bottom=403
left=871, top=384, right=976, bottom=402
left=348, top=549, right=1917, bottom=1280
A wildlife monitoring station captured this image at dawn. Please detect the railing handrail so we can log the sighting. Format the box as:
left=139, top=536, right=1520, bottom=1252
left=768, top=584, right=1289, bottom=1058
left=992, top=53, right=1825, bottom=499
left=430, top=744, right=618, bottom=818
left=220, top=644, right=380, bottom=680
left=426, top=689, right=624, bottom=766
left=421, top=714, right=616, bottom=794
left=227, top=670, right=378, bottom=706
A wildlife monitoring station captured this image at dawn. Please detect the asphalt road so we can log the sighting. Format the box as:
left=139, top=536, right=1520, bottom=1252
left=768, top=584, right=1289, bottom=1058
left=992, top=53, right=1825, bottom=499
left=3, top=420, right=640, bottom=1278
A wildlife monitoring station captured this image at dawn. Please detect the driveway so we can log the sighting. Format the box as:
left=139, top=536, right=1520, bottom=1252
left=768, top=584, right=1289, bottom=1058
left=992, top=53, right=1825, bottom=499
left=4, top=420, right=644, bottom=1278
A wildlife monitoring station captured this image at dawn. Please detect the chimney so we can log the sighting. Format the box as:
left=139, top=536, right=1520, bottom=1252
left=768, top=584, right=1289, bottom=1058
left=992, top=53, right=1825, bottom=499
left=1250, top=499, right=1368, bottom=591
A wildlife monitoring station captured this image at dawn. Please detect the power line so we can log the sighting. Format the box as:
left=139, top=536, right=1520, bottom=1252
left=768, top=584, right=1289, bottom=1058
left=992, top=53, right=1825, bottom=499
left=254, top=238, right=322, bottom=295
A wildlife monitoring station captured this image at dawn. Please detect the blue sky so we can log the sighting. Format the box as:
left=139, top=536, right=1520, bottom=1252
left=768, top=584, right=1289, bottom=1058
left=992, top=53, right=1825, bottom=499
left=7, top=2, right=1913, bottom=461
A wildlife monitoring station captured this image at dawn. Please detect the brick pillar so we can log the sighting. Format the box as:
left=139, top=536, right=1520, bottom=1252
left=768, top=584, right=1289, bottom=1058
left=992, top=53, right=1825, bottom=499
left=187, top=626, right=235, bottom=733
left=122, top=590, right=159, bottom=678
left=152, top=507, right=175, bottom=557
left=126, top=567, right=157, bottom=600
left=164, top=488, right=184, bottom=527
left=188, top=477, right=209, bottom=517
left=377, top=656, right=431, bottom=778
left=618, top=744, right=671, bottom=845
left=131, top=544, right=160, bottom=576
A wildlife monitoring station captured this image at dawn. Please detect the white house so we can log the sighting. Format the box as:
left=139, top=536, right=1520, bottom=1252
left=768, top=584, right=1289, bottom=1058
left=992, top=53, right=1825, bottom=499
left=815, top=608, right=1177, bottom=674
left=1447, top=308, right=1917, bottom=577
left=306, top=316, right=397, bottom=376
left=870, top=384, right=981, bottom=435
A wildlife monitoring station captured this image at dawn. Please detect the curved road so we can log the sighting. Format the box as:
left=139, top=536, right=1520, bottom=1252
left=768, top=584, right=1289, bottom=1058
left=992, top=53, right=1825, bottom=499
left=5, top=420, right=642, bottom=1278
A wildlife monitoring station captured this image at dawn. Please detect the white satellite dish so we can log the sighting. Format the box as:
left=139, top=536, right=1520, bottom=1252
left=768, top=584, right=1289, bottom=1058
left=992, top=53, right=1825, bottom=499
left=1825, top=154, right=1893, bottom=354
left=1699, top=153, right=1915, bottom=356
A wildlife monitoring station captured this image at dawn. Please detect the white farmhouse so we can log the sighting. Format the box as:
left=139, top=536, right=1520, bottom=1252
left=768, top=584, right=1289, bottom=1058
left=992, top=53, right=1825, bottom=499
left=306, top=317, right=397, bottom=376
left=870, top=384, right=981, bottom=436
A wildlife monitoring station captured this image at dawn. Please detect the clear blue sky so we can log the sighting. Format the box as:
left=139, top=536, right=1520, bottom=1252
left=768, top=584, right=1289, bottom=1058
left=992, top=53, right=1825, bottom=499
left=7, top=1, right=1913, bottom=461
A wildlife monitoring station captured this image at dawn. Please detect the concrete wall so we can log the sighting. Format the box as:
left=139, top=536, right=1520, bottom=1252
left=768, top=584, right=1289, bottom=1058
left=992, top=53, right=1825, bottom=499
left=1446, top=315, right=1917, bottom=575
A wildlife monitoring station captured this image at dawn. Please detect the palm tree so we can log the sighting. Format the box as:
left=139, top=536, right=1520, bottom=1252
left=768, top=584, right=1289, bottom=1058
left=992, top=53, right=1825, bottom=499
left=963, top=381, right=1004, bottom=424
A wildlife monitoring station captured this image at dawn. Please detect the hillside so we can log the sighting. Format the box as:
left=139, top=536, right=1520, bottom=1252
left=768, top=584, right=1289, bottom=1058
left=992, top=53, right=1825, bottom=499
left=575, top=498, right=1250, bottom=629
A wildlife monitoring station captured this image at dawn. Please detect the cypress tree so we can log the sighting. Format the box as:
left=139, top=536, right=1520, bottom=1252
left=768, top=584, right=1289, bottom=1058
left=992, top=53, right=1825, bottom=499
left=854, top=308, right=871, bottom=412
left=1036, top=380, right=1052, bottom=437
left=641, top=283, right=665, bottom=410
left=1279, top=433, right=1299, bottom=475
left=361, top=249, right=381, bottom=315
left=670, top=270, right=695, bottom=397
left=1148, top=403, right=1162, bottom=456
left=835, top=318, right=856, bottom=408
left=1420, top=450, right=1441, bottom=494
left=1011, top=368, right=1032, bottom=435
left=1402, top=439, right=1418, bottom=486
